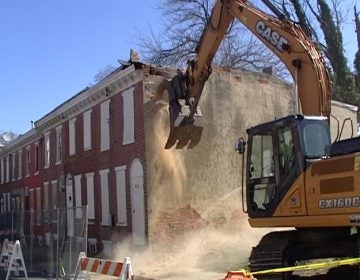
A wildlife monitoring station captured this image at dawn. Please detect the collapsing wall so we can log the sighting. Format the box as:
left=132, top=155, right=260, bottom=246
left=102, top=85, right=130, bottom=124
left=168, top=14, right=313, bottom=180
left=143, top=68, right=296, bottom=243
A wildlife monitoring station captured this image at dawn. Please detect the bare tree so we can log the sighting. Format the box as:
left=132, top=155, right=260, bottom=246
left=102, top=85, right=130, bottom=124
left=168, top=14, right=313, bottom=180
left=138, top=0, right=287, bottom=78
left=93, top=64, right=117, bottom=84
left=137, top=0, right=358, bottom=91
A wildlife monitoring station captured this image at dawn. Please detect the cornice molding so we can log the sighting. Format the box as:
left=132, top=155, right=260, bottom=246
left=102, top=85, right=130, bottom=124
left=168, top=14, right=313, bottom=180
left=0, top=129, right=40, bottom=157
left=1, top=65, right=143, bottom=157
left=35, top=65, right=143, bottom=133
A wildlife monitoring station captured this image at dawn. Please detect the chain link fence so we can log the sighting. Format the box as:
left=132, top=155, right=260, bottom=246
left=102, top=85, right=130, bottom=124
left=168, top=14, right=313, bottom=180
left=0, top=206, right=88, bottom=279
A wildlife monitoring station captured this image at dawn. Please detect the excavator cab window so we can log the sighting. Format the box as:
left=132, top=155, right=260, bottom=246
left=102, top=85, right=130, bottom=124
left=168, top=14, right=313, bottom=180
left=247, top=117, right=302, bottom=217
left=248, top=133, right=276, bottom=211
left=277, top=127, right=294, bottom=178
left=300, top=119, right=331, bottom=159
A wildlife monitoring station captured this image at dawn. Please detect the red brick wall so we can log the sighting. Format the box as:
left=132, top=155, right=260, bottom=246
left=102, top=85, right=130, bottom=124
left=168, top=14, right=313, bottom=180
left=24, top=142, right=43, bottom=190
left=61, top=81, right=147, bottom=249
left=42, top=125, right=66, bottom=207
left=0, top=140, right=42, bottom=206
left=0, top=74, right=148, bottom=252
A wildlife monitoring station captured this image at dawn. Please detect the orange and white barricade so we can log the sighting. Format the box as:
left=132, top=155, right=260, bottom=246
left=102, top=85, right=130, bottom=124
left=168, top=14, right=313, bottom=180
left=0, top=240, right=28, bottom=280
left=0, top=239, right=11, bottom=268
left=74, top=252, right=133, bottom=280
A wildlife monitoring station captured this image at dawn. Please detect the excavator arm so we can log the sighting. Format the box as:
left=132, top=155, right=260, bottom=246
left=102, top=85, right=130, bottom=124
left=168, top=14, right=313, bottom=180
left=165, top=0, right=331, bottom=149
left=165, top=0, right=233, bottom=148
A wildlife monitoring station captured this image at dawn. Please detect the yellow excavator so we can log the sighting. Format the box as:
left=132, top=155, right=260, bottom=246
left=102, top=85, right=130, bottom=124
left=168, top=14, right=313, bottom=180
left=165, top=0, right=360, bottom=278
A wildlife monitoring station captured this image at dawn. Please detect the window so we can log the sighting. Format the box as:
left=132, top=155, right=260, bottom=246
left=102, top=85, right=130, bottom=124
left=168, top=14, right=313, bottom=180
left=2, top=194, right=6, bottom=212
left=11, top=198, right=15, bottom=212
left=277, top=127, right=294, bottom=178
left=35, top=142, right=39, bottom=174
left=86, top=172, right=95, bottom=219
left=102, top=240, right=112, bottom=257
left=83, top=109, right=92, bottom=151
left=249, top=134, right=276, bottom=211
left=122, top=87, right=135, bottom=145
left=0, top=158, right=3, bottom=184
left=100, top=100, right=110, bottom=151
left=115, top=166, right=127, bottom=225
left=29, top=189, right=35, bottom=225
left=18, top=150, right=22, bottom=180
left=11, top=153, right=15, bottom=181
left=44, top=132, right=50, bottom=168
left=1, top=193, right=10, bottom=213
left=6, top=156, right=9, bottom=183
left=7, top=193, right=10, bottom=213
left=69, top=117, right=76, bottom=156
left=37, top=236, right=43, bottom=247
left=51, top=180, right=58, bottom=210
left=100, top=169, right=110, bottom=225
left=301, top=120, right=331, bottom=159
left=15, top=197, right=20, bottom=212
left=88, top=238, right=97, bottom=254
left=43, top=182, right=49, bottom=211
left=74, top=174, right=82, bottom=218
left=56, top=126, right=62, bottom=164
left=36, top=188, right=41, bottom=225
left=26, top=146, right=31, bottom=176
left=250, top=135, right=274, bottom=179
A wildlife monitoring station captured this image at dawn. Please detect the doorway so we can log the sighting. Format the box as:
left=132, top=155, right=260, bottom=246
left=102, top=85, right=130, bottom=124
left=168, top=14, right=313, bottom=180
left=130, top=159, right=145, bottom=245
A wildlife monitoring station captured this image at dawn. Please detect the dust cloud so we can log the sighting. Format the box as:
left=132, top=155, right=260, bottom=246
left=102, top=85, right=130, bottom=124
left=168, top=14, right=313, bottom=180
left=148, top=69, right=294, bottom=220
left=145, top=99, right=187, bottom=214
left=115, top=69, right=295, bottom=279
left=111, top=223, right=268, bottom=280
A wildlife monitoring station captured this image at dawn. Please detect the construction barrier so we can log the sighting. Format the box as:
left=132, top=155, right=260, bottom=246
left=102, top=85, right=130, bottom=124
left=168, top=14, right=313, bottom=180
left=225, top=257, right=360, bottom=280
left=224, top=270, right=255, bottom=280
left=0, top=239, right=11, bottom=268
left=74, top=252, right=133, bottom=280
left=0, top=239, right=28, bottom=280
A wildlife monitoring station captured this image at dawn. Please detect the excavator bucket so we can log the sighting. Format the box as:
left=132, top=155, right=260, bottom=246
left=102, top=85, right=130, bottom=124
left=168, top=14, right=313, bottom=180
left=224, top=271, right=256, bottom=280
left=165, top=123, right=203, bottom=149
left=165, top=70, right=203, bottom=149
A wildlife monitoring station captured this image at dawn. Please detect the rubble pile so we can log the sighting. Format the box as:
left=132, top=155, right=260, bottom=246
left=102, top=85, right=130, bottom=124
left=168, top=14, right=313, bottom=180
left=151, top=205, right=206, bottom=245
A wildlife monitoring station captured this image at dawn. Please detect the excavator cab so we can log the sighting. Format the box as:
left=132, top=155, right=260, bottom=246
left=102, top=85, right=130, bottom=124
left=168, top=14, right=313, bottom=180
left=243, top=115, right=331, bottom=218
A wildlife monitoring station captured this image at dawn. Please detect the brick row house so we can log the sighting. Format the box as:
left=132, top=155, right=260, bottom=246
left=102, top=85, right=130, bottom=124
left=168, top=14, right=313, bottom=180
left=5, top=62, right=355, bottom=260
left=0, top=63, right=148, bottom=256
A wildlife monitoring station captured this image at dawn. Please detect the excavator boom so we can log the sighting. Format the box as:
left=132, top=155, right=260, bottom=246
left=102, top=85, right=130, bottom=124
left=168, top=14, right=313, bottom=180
left=162, top=1, right=360, bottom=278
left=166, top=0, right=331, bottom=149
left=165, top=0, right=232, bottom=148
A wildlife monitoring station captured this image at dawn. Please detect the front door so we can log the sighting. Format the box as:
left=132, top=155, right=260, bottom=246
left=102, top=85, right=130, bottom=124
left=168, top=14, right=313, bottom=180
left=66, top=174, right=74, bottom=237
left=130, top=159, right=146, bottom=245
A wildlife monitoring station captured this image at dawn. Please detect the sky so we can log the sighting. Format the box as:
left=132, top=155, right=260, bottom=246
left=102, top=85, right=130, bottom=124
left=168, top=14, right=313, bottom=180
left=0, top=0, right=160, bottom=134
left=0, top=1, right=359, bottom=135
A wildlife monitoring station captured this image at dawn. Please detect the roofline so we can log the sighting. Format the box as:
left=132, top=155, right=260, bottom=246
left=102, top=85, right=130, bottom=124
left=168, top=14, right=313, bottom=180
left=35, top=64, right=138, bottom=129
left=0, top=129, right=38, bottom=156
left=1, top=63, right=143, bottom=156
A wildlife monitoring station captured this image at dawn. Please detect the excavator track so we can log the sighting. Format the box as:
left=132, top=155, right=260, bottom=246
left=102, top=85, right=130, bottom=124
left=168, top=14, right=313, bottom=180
left=248, top=228, right=360, bottom=280
left=249, top=230, right=294, bottom=280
